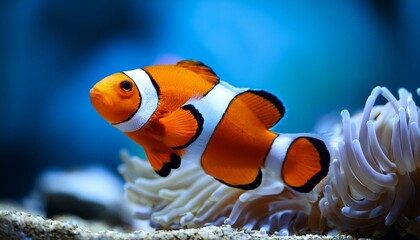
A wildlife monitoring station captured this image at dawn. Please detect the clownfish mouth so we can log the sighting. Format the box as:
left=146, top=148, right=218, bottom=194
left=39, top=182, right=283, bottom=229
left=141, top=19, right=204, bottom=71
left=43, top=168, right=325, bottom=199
left=90, top=87, right=113, bottom=120
left=90, top=87, right=105, bottom=106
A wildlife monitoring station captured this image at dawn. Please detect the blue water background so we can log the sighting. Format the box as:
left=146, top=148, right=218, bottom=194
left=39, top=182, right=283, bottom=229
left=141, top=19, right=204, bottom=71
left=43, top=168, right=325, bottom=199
left=1, top=1, right=419, bottom=198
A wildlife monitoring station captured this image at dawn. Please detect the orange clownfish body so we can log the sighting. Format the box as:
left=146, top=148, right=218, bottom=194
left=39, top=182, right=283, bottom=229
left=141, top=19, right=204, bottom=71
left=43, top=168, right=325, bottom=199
left=90, top=60, right=330, bottom=193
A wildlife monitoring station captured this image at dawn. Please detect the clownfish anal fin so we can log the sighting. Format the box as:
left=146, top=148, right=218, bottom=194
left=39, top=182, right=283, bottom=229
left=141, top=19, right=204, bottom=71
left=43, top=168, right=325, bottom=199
left=161, top=104, right=203, bottom=149
left=282, top=137, right=330, bottom=193
left=238, top=90, right=285, bottom=128
left=176, top=60, right=219, bottom=84
left=213, top=168, right=262, bottom=190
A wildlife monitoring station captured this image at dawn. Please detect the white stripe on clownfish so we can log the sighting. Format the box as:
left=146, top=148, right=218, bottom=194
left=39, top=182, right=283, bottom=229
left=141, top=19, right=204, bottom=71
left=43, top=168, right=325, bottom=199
left=180, top=81, right=248, bottom=165
left=112, top=69, right=159, bottom=133
left=264, top=135, right=293, bottom=180
left=264, top=132, right=331, bottom=194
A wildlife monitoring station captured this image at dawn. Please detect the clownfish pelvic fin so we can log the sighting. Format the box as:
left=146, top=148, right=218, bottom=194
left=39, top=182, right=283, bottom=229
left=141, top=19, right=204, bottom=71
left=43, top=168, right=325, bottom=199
left=265, top=134, right=331, bottom=193
left=145, top=150, right=182, bottom=177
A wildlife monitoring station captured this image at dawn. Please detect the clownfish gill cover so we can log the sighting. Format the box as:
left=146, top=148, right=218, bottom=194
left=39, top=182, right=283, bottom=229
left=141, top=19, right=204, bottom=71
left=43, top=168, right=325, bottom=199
left=90, top=60, right=420, bottom=237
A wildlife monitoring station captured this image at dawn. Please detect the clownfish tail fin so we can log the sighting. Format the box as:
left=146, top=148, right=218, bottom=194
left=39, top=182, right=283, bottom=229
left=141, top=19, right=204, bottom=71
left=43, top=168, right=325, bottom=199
left=265, top=134, right=331, bottom=193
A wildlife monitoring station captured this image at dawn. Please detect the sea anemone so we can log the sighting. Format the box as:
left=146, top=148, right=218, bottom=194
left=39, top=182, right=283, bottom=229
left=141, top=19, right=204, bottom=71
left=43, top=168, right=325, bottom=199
left=119, top=153, right=317, bottom=235
left=118, top=86, right=420, bottom=236
left=320, top=87, right=420, bottom=236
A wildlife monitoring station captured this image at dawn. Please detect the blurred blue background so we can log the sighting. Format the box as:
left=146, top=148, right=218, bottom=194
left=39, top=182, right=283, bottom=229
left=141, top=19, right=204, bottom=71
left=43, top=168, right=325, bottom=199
left=1, top=0, right=419, bottom=199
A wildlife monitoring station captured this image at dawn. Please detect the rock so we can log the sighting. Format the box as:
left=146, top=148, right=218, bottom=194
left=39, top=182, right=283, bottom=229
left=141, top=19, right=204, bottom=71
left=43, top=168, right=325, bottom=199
left=23, top=166, right=132, bottom=227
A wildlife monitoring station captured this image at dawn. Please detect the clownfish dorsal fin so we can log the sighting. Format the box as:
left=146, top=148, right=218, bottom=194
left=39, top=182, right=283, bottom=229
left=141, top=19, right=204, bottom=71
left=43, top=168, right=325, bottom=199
left=282, top=136, right=330, bottom=193
left=160, top=104, right=204, bottom=149
left=176, top=60, right=219, bottom=84
left=238, top=90, right=285, bottom=129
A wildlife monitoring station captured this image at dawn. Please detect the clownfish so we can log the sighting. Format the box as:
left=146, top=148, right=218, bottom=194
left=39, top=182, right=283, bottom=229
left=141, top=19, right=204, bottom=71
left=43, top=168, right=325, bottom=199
left=90, top=60, right=330, bottom=193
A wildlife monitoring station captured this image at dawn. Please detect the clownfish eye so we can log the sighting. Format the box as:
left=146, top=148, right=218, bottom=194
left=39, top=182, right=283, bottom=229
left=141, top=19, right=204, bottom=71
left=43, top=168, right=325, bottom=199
left=120, top=80, right=133, bottom=92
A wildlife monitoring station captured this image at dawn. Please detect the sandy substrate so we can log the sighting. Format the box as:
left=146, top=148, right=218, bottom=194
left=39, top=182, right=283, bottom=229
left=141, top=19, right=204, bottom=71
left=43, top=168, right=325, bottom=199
left=0, top=210, right=360, bottom=240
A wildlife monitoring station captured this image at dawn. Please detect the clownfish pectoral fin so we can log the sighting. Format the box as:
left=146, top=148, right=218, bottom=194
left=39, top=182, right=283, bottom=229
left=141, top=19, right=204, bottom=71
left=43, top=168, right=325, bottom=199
left=213, top=168, right=263, bottom=191
left=281, top=136, right=330, bottom=193
left=160, top=104, right=203, bottom=149
left=145, top=150, right=182, bottom=177
left=176, top=60, right=219, bottom=84
left=238, top=90, right=285, bottom=128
